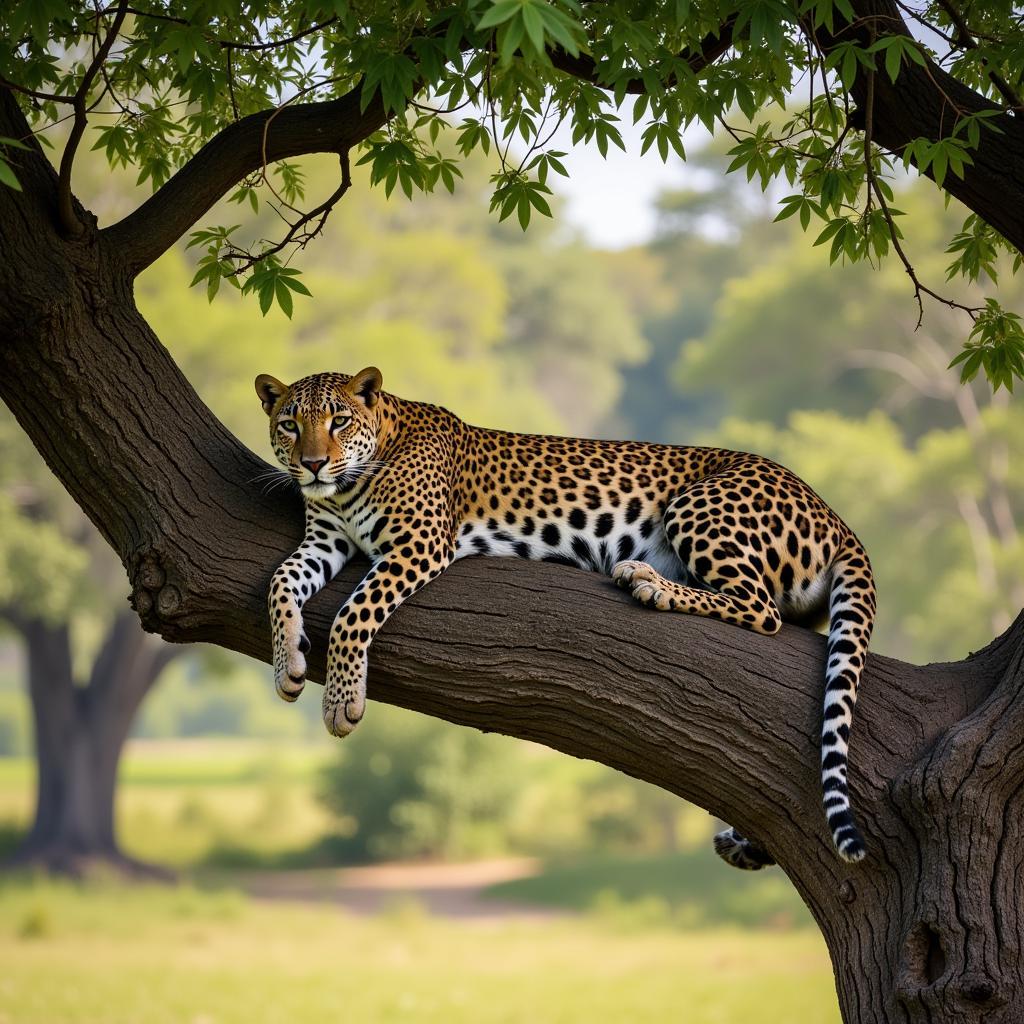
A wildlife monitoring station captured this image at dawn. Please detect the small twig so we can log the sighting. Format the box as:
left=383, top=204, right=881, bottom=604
left=862, top=36, right=981, bottom=328
left=548, top=16, right=737, bottom=92
left=515, top=92, right=556, bottom=175
left=828, top=12, right=907, bottom=43
left=862, top=24, right=877, bottom=229
left=484, top=44, right=509, bottom=175
left=918, top=59, right=969, bottom=122
left=533, top=102, right=567, bottom=156
left=99, top=61, right=132, bottom=118
left=717, top=115, right=850, bottom=164
left=100, top=6, right=338, bottom=53
left=226, top=47, right=240, bottom=121
left=219, top=17, right=338, bottom=53
left=407, top=91, right=477, bottom=117
left=717, top=116, right=744, bottom=144
left=892, top=0, right=958, bottom=47
left=258, top=74, right=349, bottom=217
left=933, top=0, right=1023, bottom=108
left=224, top=151, right=352, bottom=275
left=806, top=36, right=816, bottom=127
left=0, top=74, right=73, bottom=104
left=868, top=173, right=981, bottom=328
left=58, top=0, right=128, bottom=236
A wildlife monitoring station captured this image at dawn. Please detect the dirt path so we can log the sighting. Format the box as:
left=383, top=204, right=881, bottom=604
left=237, top=857, right=564, bottom=922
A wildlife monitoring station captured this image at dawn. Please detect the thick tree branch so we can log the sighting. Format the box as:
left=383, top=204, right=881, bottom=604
left=815, top=0, right=1024, bottom=252
left=932, top=0, right=1023, bottom=109
left=100, top=84, right=387, bottom=275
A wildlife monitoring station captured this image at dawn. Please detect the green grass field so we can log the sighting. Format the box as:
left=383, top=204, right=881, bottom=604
left=484, top=850, right=814, bottom=930
left=0, top=741, right=842, bottom=1023
left=0, top=878, right=840, bottom=1024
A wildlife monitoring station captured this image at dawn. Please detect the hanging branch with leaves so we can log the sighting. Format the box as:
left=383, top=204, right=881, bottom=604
left=2, top=0, right=1023, bottom=385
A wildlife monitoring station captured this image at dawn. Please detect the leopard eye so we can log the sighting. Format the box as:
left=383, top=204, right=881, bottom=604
left=278, top=418, right=298, bottom=434
left=330, top=414, right=351, bottom=432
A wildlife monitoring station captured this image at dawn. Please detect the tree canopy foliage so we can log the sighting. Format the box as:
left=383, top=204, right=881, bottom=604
left=2, top=0, right=1023, bottom=387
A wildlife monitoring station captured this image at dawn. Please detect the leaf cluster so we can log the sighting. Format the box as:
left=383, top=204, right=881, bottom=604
left=3, top=0, right=1024, bottom=380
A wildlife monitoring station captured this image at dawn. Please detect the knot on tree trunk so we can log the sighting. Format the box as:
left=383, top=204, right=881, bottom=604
left=130, top=549, right=182, bottom=629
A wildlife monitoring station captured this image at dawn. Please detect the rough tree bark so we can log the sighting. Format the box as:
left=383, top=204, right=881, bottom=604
left=1, top=35, right=1023, bottom=1020
left=5, top=611, right=178, bottom=875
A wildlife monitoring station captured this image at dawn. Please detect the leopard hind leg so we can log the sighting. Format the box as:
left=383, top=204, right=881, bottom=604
left=713, top=827, right=777, bottom=871
left=611, top=558, right=783, bottom=637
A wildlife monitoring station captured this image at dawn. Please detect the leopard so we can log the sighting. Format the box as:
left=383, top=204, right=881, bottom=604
left=256, top=367, right=876, bottom=867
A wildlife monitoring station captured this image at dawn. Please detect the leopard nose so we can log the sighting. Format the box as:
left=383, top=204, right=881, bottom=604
left=301, top=457, right=328, bottom=475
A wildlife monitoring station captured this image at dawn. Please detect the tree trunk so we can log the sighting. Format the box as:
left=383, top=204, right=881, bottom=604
left=7, top=612, right=176, bottom=876
left=2, top=90, right=1024, bottom=1023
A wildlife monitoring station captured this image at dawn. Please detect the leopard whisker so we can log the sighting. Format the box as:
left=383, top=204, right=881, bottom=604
left=263, top=476, right=299, bottom=496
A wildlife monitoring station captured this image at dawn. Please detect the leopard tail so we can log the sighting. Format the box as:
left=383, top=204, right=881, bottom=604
left=821, top=537, right=876, bottom=863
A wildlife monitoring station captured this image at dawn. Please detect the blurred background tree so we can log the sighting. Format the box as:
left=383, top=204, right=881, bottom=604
left=0, top=410, right=183, bottom=872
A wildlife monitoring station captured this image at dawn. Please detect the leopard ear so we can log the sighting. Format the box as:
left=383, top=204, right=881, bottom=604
left=347, top=366, right=382, bottom=408
left=255, top=374, right=288, bottom=415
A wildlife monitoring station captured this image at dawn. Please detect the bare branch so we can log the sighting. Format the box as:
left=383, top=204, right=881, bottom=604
left=57, top=0, right=129, bottom=237
left=220, top=17, right=339, bottom=53
left=547, top=18, right=737, bottom=92
left=108, top=6, right=338, bottom=52
left=805, top=0, right=1024, bottom=255
left=224, top=151, right=352, bottom=274
left=0, top=74, right=73, bottom=104
left=859, top=29, right=984, bottom=329
left=225, top=47, right=240, bottom=122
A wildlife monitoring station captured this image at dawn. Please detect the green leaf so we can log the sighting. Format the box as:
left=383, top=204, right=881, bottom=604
left=867, top=36, right=929, bottom=84
left=521, top=3, right=545, bottom=54
left=885, top=39, right=903, bottom=83
left=476, top=0, right=521, bottom=31
left=536, top=4, right=585, bottom=55
left=0, top=157, right=22, bottom=191
left=278, top=274, right=312, bottom=298
left=949, top=299, right=1024, bottom=390
left=498, top=16, right=525, bottom=64
left=275, top=279, right=294, bottom=318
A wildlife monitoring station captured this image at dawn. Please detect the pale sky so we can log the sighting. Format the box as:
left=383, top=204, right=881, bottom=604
left=544, top=118, right=712, bottom=249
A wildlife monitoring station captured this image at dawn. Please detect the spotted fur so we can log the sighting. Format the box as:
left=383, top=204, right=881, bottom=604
left=256, top=368, right=876, bottom=866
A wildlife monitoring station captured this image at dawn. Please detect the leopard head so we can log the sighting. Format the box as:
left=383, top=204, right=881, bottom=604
left=255, top=367, right=382, bottom=501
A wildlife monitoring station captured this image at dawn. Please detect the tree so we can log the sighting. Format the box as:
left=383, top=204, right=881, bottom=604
left=0, top=414, right=180, bottom=873
left=0, top=4, right=1022, bottom=1021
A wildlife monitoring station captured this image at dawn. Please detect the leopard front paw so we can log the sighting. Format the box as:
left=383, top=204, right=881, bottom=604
left=274, top=628, right=309, bottom=703
left=322, top=693, right=365, bottom=738
left=322, top=653, right=367, bottom=738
